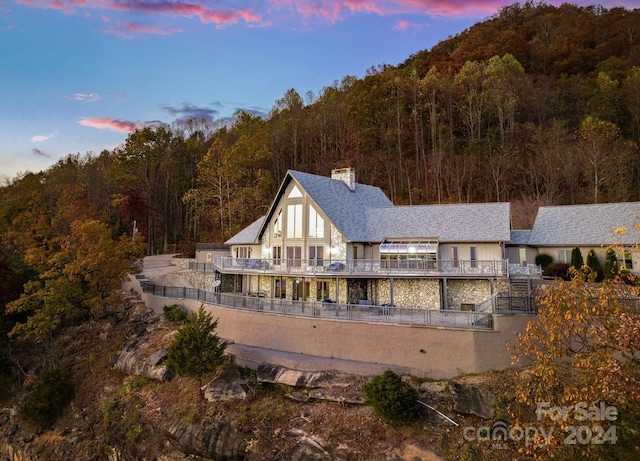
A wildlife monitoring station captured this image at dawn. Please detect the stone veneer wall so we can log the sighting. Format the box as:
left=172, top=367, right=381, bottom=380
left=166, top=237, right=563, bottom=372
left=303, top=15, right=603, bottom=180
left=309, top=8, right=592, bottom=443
left=447, top=279, right=492, bottom=310
left=375, top=279, right=441, bottom=309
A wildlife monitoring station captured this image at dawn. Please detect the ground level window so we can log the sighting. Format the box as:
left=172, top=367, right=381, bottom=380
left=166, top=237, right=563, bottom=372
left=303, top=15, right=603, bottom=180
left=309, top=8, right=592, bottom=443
left=558, top=249, right=571, bottom=264
left=316, top=281, right=330, bottom=301
left=275, top=278, right=286, bottom=298
left=618, top=250, right=633, bottom=270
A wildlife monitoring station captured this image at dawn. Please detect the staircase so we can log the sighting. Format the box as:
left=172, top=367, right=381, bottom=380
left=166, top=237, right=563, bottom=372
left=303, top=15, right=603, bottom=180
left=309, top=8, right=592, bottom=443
left=505, top=276, right=537, bottom=312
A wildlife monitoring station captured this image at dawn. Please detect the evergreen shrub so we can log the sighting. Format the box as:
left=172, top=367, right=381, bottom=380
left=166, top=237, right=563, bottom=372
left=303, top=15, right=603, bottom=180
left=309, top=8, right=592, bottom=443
left=363, top=370, right=420, bottom=422
left=163, top=304, right=188, bottom=323
left=19, top=367, right=75, bottom=428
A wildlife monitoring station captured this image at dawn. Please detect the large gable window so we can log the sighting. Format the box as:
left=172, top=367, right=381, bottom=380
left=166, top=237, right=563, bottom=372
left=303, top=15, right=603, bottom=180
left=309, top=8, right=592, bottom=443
left=287, top=204, right=303, bottom=239
left=308, top=205, right=325, bottom=238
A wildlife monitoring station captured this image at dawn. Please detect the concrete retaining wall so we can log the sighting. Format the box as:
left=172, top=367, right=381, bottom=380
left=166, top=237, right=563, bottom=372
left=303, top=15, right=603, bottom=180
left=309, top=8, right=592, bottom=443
left=139, top=288, right=533, bottom=379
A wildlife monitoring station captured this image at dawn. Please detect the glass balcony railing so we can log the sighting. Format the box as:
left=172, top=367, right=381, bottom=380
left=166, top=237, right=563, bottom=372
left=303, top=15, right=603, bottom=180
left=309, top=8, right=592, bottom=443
left=190, top=257, right=510, bottom=277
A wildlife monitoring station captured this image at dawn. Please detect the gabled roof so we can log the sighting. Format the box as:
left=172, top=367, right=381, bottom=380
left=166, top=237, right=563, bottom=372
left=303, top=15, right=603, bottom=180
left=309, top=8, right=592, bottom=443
left=254, top=170, right=392, bottom=243
left=226, top=170, right=512, bottom=245
left=225, top=216, right=265, bottom=245
left=528, top=202, right=640, bottom=246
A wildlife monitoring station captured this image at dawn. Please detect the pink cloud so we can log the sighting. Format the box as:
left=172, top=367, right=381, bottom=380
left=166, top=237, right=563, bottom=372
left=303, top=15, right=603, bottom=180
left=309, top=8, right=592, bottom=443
left=105, top=21, right=183, bottom=37
left=17, top=0, right=262, bottom=26
left=106, top=1, right=261, bottom=26
left=79, top=116, right=138, bottom=132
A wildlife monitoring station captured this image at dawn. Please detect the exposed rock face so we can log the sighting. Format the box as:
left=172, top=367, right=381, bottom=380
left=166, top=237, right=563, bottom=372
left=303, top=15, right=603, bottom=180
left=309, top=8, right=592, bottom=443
left=164, top=419, right=246, bottom=460
left=204, top=369, right=254, bottom=402
left=449, top=381, right=495, bottom=419
left=256, top=364, right=366, bottom=404
left=115, top=337, right=171, bottom=381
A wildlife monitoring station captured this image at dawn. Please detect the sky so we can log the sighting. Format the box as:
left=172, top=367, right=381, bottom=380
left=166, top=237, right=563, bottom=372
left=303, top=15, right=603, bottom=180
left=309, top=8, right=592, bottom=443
left=0, top=0, right=636, bottom=181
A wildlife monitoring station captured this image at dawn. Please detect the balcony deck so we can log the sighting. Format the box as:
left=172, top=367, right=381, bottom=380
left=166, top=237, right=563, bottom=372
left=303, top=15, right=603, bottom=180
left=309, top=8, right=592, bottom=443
left=196, top=257, right=511, bottom=278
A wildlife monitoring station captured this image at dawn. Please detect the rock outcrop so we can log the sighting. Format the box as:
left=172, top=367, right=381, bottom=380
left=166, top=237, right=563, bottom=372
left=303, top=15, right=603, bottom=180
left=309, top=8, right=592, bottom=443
left=204, top=369, right=254, bottom=402
left=256, top=364, right=366, bottom=404
left=449, top=381, right=495, bottom=419
left=164, top=419, right=246, bottom=460
left=115, top=337, right=171, bottom=381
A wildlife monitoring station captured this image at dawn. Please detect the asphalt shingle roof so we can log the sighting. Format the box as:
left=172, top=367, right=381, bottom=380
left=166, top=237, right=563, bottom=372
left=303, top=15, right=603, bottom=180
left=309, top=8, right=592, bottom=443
left=225, top=216, right=265, bottom=245
left=528, top=202, right=640, bottom=246
left=226, top=170, right=513, bottom=244
left=510, top=230, right=532, bottom=245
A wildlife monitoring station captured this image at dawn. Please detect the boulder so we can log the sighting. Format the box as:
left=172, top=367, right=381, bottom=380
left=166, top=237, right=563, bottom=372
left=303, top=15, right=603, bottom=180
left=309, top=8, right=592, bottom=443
left=448, top=382, right=495, bottom=419
left=203, top=370, right=254, bottom=402
left=115, top=337, right=171, bottom=381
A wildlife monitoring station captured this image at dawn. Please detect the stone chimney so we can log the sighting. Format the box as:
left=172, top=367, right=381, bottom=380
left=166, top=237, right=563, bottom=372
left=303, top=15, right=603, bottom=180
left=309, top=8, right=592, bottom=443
left=331, top=167, right=356, bottom=191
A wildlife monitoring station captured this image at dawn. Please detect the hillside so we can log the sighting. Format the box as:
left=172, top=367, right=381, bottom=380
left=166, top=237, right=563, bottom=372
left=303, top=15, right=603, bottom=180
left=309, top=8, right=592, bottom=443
left=2, top=290, right=635, bottom=461
left=403, top=2, right=640, bottom=77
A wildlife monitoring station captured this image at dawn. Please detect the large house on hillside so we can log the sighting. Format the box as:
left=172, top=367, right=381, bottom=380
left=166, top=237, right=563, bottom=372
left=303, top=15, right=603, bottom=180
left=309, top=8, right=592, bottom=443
left=212, top=168, right=514, bottom=311
left=200, top=168, right=640, bottom=311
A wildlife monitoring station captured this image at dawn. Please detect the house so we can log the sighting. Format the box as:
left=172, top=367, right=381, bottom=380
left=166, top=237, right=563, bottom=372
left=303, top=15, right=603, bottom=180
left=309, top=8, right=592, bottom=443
left=524, top=202, right=640, bottom=273
left=215, top=168, right=512, bottom=311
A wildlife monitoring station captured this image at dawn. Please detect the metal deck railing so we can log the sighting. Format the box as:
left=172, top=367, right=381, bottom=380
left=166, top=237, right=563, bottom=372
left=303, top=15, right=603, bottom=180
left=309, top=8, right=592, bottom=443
left=138, top=280, right=495, bottom=330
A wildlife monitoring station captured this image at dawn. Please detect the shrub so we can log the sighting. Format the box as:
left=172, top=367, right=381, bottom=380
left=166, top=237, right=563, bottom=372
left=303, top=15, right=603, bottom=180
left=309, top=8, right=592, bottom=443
left=534, top=254, right=553, bottom=270
left=166, top=305, right=226, bottom=399
left=163, top=304, right=188, bottom=323
left=570, top=247, right=584, bottom=269
left=544, top=262, right=570, bottom=280
left=363, top=370, right=420, bottom=422
left=604, top=248, right=619, bottom=280
left=586, top=249, right=603, bottom=281
left=19, top=367, right=75, bottom=428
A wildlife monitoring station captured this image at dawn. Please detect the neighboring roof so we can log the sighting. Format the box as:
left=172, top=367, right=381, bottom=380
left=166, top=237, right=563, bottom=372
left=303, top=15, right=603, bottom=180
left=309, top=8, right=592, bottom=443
left=510, top=230, right=532, bottom=245
left=528, top=202, right=640, bottom=246
left=225, top=216, right=265, bottom=245
left=363, top=203, right=511, bottom=243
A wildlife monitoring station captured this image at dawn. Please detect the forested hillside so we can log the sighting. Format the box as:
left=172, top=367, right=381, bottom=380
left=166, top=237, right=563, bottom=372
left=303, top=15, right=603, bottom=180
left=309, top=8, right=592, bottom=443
left=2, top=2, right=640, bottom=302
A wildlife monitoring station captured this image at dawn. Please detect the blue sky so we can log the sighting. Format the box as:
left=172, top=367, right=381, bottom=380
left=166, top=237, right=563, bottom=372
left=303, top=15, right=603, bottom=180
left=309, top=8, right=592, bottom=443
left=0, top=0, right=635, bottom=181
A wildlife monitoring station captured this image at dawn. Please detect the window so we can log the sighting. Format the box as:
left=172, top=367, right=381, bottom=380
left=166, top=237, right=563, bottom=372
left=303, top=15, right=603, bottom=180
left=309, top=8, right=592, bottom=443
left=308, top=205, right=325, bottom=238
left=316, top=281, right=329, bottom=301
left=288, top=185, right=303, bottom=198
left=470, top=246, right=477, bottom=268
left=287, top=246, right=302, bottom=267
left=452, top=246, right=459, bottom=268
left=309, top=246, right=324, bottom=266
left=380, top=241, right=437, bottom=269
left=236, top=247, right=250, bottom=259
left=273, top=210, right=282, bottom=238
left=618, top=250, right=633, bottom=270
left=558, top=249, right=572, bottom=264
left=287, top=204, right=303, bottom=238
left=273, top=246, right=282, bottom=264
left=275, top=278, right=286, bottom=298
